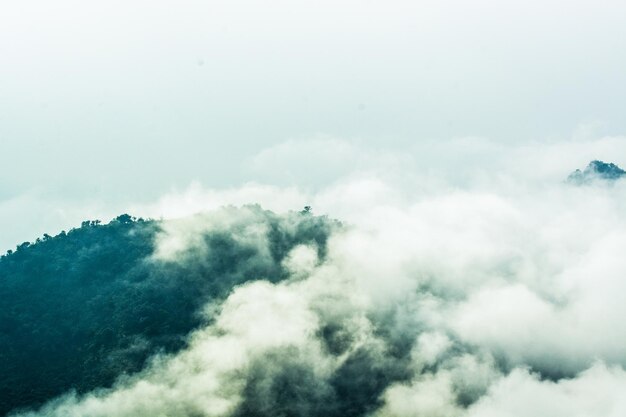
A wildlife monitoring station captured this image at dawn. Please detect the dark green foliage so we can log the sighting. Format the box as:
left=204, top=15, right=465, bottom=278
left=232, top=345, right=412, bottom=417
left=567, top=160, right=626, bottom=184
left=0, top=207, right=340, bottom=416
left=328, top=347, right=411, bottom=417
left=233, top=347, right=338, bottom=417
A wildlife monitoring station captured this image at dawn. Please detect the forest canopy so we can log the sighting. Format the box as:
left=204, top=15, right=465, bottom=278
left=0, top=206, right=339, bottom=416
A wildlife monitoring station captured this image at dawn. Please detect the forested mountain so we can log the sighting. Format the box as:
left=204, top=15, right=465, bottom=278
left=567, top=160, right=626, bottom=184
left=0, top=207, right=339, bottom=416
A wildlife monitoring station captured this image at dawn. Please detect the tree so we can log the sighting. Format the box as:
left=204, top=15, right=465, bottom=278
left=115, top=214, right=134, bottom=224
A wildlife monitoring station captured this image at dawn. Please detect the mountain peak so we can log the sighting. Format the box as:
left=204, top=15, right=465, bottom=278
left=567, top=160, right=626, bottom=184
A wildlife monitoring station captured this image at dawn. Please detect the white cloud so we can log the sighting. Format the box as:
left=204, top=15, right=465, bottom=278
left=466, top=363, right=626, bottom=417
left=10, top=136, right=626, bottom=416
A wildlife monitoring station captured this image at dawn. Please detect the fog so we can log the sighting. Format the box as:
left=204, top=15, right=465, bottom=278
left=3, top=0, right=626, bottom=249
left=8, top=137, right=626, bottom=416
left=3, top=1, right=626, bottom=414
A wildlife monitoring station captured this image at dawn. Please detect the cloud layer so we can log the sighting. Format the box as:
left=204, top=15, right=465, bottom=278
left=8, top=137, right=626, bottom=417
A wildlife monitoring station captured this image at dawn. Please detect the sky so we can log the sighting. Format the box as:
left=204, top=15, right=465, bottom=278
left=2, top=0, right=626, bottom=248
left=3, top=2, right=626, bottom=415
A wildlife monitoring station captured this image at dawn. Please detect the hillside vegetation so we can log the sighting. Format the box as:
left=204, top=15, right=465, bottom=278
left=0, top=207, right=338, bottom=416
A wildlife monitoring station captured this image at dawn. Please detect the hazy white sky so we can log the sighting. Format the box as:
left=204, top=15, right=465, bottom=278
left=4, top=5, right=626, bottom=415
left=2, top=0, right=626, bottom=246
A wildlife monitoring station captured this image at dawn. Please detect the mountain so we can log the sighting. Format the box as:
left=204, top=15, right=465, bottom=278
left=567, top=160, right=626, bottom=184
left=0, top=207, right=339, bottom=416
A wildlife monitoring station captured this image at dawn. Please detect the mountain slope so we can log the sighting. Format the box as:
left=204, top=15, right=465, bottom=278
left=0, top=207, right=339, bottom=416
left=567, top=160, right=626, bottom=184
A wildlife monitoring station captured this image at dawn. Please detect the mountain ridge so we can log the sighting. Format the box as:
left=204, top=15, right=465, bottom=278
left=567, top=160, right=626, bottom=184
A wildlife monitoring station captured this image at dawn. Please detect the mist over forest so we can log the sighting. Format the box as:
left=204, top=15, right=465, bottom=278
left=2, top=163, right=626, bottom=416
left=0, top=207, right=338, bottom=416
left=4, top=0, right=626, bottom=415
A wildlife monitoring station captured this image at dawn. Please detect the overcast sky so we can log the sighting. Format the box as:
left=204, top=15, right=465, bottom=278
left=2, top=0, right=626, bottom=248
left=4, top=4, right=626, bottom=415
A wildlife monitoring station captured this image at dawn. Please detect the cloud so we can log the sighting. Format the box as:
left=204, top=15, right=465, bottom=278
left=9, top=136, right=626, bottom=416
left=466, top=363, right=626, bottom=417
left=246, top=136, right=416, bottom=189
left=132, top=182, right=309, bottom=221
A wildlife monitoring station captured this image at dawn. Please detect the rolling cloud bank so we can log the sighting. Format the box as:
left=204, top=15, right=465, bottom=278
left=2, top=138, right=626, bottom=416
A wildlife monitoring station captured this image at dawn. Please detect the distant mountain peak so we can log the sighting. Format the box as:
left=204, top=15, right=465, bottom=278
left=567, top=160, right=626, bottom=184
